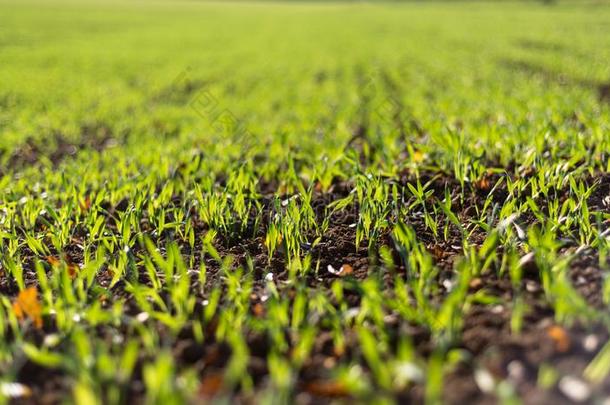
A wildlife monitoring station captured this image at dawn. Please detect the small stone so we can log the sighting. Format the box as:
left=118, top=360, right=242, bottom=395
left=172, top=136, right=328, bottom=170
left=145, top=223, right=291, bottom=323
left=491, top=305, right=504, bottom=314
left=394, top=362, right=424, bottom=383
left=0, top=382, right=32, bottom=398
left=583, top=334, right=599, bottom=352
left=507, top=360, right=525, bottom=381
left=525, top=280, right=540, bottom=292
left=136, top=312, right=150, bottom=322
left=537, top=318, right=553, bottom=329
left=558, top=376, right=591, bottom=402
left=474, top=369, right=495, bottom=393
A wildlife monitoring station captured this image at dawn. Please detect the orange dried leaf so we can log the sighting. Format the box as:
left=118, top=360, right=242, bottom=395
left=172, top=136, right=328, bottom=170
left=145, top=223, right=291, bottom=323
left=67, top=263, right=79, bottom=279
left=430, top=245, right=445, bottom=260
left=475, top=177, right=491, bottom=191
left=199, top=373, right=223, bottom=398
left=46, top=256, right=79, bottom=279
left=79, top=196, right=92, bottom=212
left=548, top=325, right=571, bottom=353
left=252, top=302, right=265, bottom=317
left=469, top=278, right=483, bottom=289
left=12, top=287, right=43, bottom=329
left=339, top=264, right=353, bottom=276
left=304, top=380, right=349, bottom=398
left=12, top=301, right=24, bottom=319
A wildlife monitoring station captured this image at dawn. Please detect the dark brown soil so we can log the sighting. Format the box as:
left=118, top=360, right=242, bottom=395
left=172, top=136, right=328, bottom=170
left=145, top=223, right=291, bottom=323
left=3, top=171, right=610, bottom=405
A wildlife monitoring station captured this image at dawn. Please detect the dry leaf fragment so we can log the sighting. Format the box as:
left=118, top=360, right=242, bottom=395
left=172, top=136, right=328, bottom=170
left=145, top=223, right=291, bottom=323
left=46, top=255, right=79, bottom=279
left=327, top=264, right=353, bottom=277
left=304, top=380, right=349, bottom=398
left=252, top=302, right=265, bottom=317
left=548, top=325, right=571, bottom=353
left=430, top=245, right=445, bottom=260
left=79, top=196, right=92, bottom=212
left=67, top=263, right=79, bottom=279
left=475, top=177, right=492, bottom=191
left=199, top=373, right=223, bottom=399
left=339, top=264, right=353, bottom=276
left=45, top=256, right=61, bottom=267
left=12, top=287, right=43, bottom=329
left=469, top=278, right=483, bottom=289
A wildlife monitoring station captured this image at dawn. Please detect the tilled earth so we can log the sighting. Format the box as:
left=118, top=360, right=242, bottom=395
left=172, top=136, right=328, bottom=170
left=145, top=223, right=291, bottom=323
left=2, top=168, right=610, bottom=404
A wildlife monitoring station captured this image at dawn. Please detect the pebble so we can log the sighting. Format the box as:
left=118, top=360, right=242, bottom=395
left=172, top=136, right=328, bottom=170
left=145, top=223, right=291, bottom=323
left=395, top=362, right=424, bottom=383
left=575, top=276, right=587, bottom=286
left=474, top=369, right=495, bottom=393
left=507, top=360, right=525, bottom=381
left=43, top=334, right=60, bottom=347
left=537, top=318, right=553, bottom=329
left=0, top=382, right=31, bottom=398
left=491, top=305, right=504, bottom=314
left=442, top=279, right=455, bottom=291
left=525, top=280, right=540, bottom=292
left=583, top=334, right=599, bottom=352
left=558, top=376, right=591, bottom=403
left=136, top=312, right=150, bottom=322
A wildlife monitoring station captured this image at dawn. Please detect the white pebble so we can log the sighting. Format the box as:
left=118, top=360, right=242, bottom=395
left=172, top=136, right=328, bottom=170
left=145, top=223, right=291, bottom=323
left=491, top=305, right=504, bottom=314
left=0, top=382, right=31, bottom=398
left=394, top=362, right=424, bottom=383
left=474, top=369, right=495, bottom=393
left=559, top=376, right=591, bottom=402
left=136, top=312, right=149, bottom=322
left=583, top=334, right=599, bottom=352
left=442, top=279, right=454, bottom=291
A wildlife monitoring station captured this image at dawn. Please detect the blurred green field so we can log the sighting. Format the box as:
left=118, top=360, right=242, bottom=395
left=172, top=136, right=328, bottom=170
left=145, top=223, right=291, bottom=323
left=1, top=0, right=610, bottom=403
